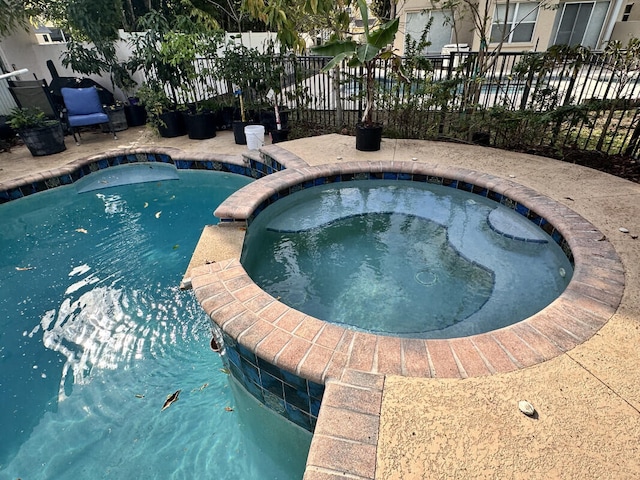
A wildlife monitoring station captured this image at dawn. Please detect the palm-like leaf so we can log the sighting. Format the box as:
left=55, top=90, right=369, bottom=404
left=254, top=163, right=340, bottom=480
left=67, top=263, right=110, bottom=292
left=367, top=17, right=399, bottom=49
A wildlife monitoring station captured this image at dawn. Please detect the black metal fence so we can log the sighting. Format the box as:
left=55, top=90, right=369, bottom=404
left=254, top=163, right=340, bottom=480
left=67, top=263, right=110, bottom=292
left=181, top=50, right=640, bottom=159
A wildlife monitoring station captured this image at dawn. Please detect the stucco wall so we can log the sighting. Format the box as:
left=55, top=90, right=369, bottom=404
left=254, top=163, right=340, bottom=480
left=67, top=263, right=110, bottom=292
left=610, top=22, right=640, bottom=42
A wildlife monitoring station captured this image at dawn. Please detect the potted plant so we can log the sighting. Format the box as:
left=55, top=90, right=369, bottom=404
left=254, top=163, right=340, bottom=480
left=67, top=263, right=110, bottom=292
left=220, top=40, right=262, bottom=144
left=128, top=11, right=194, bottom=138
left=160, top=26, right=223, bottom=140
left=111, top=61, right=147, bottom=127
left=312, top=0, right=404, bottom=151
left=137, top=80, right=186, bottom=137
left=6, top=107, right=66, bottom=156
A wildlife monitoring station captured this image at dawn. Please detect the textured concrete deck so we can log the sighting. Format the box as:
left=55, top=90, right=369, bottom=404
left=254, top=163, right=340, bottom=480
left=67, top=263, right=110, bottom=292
left=2, top=128, right=639, bottom=478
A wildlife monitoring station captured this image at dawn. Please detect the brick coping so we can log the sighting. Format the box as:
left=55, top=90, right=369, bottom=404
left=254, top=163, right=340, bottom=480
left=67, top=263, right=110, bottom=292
left=191, top=160, right=624, bottom=384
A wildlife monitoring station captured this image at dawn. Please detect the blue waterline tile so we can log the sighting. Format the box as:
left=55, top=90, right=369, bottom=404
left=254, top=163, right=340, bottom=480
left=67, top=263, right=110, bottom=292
left=308, top=380, right=324, bottom=400
left=281, top=369, right=307, bottom=390
left=283, top=383, right=310, bottom=411
left=237, top=343, right=257, bottom=364
left=309, top=397, right=321, bottom=417
left=284, top=403, right=311, bottom=430
left=261, top=371, right=284, bottom=397
left=244, top=379, right=264, bottom=403
left=240, top=358, right=261, bottom=385
left=257, top=356, right=284, bottom=380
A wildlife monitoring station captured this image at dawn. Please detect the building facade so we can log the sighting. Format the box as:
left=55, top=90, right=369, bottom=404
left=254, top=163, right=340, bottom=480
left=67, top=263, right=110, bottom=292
left=395, top=0, right=640, bottom=55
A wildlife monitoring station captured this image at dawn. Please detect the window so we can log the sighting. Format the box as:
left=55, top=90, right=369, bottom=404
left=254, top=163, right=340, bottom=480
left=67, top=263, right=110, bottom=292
left=552, top=2, right=610, bottom=48
left=490, top=2, right=540, bottom=43
left=622, top=3, right=633, bottom=21
left=406, top=11, right=453, bottom=54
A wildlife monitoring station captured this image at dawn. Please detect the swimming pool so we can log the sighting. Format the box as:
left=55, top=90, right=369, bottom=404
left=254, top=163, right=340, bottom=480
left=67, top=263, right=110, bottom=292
left=0, top=167, right=311, bottom=478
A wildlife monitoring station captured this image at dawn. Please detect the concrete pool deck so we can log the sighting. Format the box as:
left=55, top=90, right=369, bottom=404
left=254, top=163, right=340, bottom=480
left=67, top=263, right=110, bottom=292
left=2, top=128, right=639, bottom=478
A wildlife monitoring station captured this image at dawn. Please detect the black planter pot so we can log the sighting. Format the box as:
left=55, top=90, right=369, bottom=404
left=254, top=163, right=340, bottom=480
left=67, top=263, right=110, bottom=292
left=233, top=120, right=249, bottom=145
left=219, top=107, right=234, bottom=130
left=19, top=122, right=66, bottom=156
left=158, top=111, right=187, bottom=138
left=259, top=107, right=290, bottom=133
left=270, top=128, right=290, bottom=144
left=186, top=111, right=217, bottom=140
left=355, top=123, right=383, bottom=151
left=472, top=131, right=491, bottom=146
left=125, top=104, right=147, bottom=127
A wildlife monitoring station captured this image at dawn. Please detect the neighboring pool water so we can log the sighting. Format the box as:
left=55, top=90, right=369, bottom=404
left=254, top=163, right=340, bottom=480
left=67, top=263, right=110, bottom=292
left=242, top=181, right=573, bottom=338
left=0, top=167, right=311, bottom=479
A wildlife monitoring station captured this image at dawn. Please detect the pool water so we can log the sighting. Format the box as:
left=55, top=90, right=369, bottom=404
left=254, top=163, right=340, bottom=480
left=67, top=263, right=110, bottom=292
left=0, top=168, right=311, bottom=478
left=242, top=181, right=573, bottom=338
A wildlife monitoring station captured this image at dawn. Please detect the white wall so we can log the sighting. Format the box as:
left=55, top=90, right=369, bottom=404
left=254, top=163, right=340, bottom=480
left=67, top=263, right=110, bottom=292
left=0, top=27, right=280, bottom=114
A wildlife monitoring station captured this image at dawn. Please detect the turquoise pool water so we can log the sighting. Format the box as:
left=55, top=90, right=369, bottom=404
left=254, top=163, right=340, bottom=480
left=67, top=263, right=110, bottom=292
left=0, top=167, right=311, bottom=479
left=242, top=181, right=573, bottom=338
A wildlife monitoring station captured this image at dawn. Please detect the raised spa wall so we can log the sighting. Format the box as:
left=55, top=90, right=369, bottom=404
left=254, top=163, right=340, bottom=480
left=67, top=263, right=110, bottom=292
left=188, top=145, right=624, bottom=441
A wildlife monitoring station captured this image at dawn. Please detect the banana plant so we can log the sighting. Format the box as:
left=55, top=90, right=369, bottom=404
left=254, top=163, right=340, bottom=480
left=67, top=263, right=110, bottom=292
left=311, top=0, right=405, bottom=126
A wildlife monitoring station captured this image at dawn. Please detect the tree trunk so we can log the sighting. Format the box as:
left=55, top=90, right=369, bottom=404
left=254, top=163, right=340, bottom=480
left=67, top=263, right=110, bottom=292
left=333, top=65, right=343, bottom=126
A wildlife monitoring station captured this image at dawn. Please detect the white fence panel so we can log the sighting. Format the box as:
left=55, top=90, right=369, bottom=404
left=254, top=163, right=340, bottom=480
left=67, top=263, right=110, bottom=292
left=0, top=79, right=18, bottom=116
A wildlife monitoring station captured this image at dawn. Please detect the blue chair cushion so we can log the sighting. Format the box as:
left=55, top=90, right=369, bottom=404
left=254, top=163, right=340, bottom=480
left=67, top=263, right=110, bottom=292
left=67, top=112, right=109, bottom=127
left=61, top=87, right=105, bottom=116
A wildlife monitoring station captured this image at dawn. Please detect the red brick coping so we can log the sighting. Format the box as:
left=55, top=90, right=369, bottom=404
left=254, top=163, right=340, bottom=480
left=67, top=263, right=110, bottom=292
left=191, top=161, right=625, bottom=383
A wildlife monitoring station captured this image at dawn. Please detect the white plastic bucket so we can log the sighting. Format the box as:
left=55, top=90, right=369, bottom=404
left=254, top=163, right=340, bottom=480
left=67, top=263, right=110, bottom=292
left=244, top=125, right=265, bottom=150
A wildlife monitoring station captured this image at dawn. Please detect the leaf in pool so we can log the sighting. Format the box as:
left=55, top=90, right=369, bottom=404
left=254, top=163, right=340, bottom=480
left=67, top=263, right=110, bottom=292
left=155, top=211, right=162, bottom=218
left=191, top=383, right=209, bottom=393
left=161, top=389, right=181, bottom=411
left=144, top=202, right=149, bottom=208
left=75, top=228, right=88, bottom=234
left=172, top=244, right=179, bottom=250
left=15, top=266, right=35, bottom=271
left=225, top=406, right=234, bottom=412
left=135, top=394, right=145, bottom=398
left=219, top=368, right=230, bottom=375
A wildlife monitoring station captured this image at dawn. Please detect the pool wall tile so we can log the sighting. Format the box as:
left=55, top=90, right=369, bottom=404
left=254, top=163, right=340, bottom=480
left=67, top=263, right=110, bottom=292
left=218, top=334, right=325, bottom=432
left=0, top=147, right=261, bottom=204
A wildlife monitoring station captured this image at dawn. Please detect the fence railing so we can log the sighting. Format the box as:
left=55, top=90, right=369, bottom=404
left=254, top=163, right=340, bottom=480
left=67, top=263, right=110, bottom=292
left=4, top=48, right=638, bottom=160
left=268, top=51, right=639, bottom=159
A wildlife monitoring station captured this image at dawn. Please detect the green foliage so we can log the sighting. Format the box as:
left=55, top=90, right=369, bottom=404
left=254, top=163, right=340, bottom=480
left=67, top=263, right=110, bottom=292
left=219, top=39, right=287, bottom=120
left=136, top=81, right=171, bottom=132
left=6, top=107, right=54, bottom=130
left=0, top=0, right=33, bottom=37
left=128, top=9, right=222, bottom=107
left=244, top=0, right=351, bottom=51
left=312, top=0, right=402, bottom=125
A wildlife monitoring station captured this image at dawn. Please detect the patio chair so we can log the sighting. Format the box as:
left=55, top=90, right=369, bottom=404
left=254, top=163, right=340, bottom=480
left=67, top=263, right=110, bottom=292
left=8, top=79, right=61, bottom=120
left=60, top=86, right=117, bottom=145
